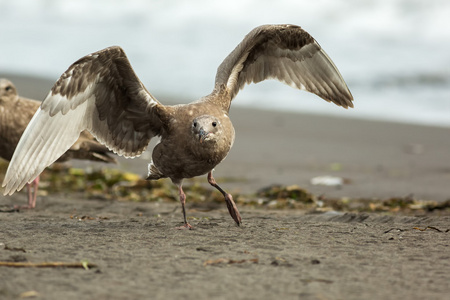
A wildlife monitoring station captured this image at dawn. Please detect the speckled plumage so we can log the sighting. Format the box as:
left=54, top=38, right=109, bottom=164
left=3, top=24, right=353, bottom=226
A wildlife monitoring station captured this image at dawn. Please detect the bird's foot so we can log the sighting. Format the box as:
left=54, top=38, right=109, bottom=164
left=207, top=172, right=242, bottom=226
left=13, top=204, right=35, bottom=210
left=176, top=223, right=193, bottom=230
left=224, top=194, right=242, bottom=226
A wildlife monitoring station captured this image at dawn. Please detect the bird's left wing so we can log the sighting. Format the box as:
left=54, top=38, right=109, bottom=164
left=3, top=46, right=164, bottom=195
left=214, top=24, right=353, bottom=109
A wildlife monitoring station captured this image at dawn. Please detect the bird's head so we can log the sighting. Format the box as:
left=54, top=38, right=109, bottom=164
left=0, top=79, right=18, bottom=103
left=191, top=115, right=221, bottom=144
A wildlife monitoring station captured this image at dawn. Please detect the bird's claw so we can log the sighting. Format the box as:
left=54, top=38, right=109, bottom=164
left=224, top=194, right=242, bottom=226
left=176, top=223, right=193, bottom=230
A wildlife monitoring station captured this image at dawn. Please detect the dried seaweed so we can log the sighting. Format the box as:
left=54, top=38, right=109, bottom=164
left=203, top=258, right=258, bottom=266
left=2, top=160, right=449, bottom=215
left=0, top=261, right=96, bottom=269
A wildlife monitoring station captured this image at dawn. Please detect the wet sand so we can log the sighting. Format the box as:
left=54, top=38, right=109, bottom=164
left=0, top=74, right=449, bottom=299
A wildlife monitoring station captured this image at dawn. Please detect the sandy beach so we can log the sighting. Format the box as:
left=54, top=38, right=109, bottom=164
left=1, top=74, right=449, bottom=299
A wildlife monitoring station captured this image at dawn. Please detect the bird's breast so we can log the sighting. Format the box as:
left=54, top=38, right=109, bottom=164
left=152, top=123, right=234, bottom=180
left=152, top=103, right=235, bottom=180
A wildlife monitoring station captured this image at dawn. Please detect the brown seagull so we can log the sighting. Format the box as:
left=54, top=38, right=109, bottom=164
left=0, top=78, right=117, bottom=209
left=2, top=24, right=353, bottom=228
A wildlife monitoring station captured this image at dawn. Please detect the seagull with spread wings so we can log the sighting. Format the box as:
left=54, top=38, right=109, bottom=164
left=3, top=24, right=353, bottom=228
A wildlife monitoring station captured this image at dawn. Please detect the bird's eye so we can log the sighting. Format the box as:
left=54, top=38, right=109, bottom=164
left=5, top=86, right=11, bottom=91
left=193, top=122, right=197, bottom=128
left=212, top=122, right=217, bottom=127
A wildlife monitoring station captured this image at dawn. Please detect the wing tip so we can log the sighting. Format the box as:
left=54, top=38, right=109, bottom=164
left=2, top=184, right=15, bottom=196
left=343, top=96, right=354, bottom=109
left=2, top=173, right=27, bottom=196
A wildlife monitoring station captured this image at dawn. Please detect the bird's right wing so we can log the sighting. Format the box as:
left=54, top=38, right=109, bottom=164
left=3, top=46, right=164, bottom=195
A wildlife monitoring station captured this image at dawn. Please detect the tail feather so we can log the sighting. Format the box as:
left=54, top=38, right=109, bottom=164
left=146, top=161, right=165, bottom=180
left=90, top=151, right=117, bottom=164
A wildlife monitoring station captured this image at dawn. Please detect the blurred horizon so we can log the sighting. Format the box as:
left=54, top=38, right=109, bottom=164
left=1, top=0, right=449, bottom=127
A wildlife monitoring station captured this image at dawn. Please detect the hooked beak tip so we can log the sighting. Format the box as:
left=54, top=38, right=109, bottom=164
left=198, top=129, right=209, bottom=143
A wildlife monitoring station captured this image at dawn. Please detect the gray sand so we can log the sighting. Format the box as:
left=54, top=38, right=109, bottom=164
left=0, top=74, right=449, bottom=299
left=1, top=196, right=449, bottom=300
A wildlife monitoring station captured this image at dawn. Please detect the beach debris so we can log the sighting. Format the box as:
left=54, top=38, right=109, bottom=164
left=424, top=199, right=450, bottom=212
left=8, top=255, right=27, bottom=262
left=413, top=226, right=449, bottom=233
left=203, top=257, right=258, bottom=266
left=384, top=226, right=449, bottom=233
left=43, top=167, right=450, bottom=215
left=0, top=206, right=19, bottom=213
left=317, top=194, right=450, bottom=215
left=81, top=260, right=91, bottom=270
left=383, top=194, right=415, bottom=210
left=69, top=210, right=110, bottom=221
left=3, top=159, right=449, bottom=216
left=0, top=261, right=97, bottom=269
left=271, top=257, right=293, bottom=267
left=70, top=214, right=95, bottom=221
left=310, top=175, right=345, bottom=187
left=19, top=290, right=40, bottom=298
left=3, top=244, right=26, bottom=253
left=253, top=184, right=316, bottom=209
left=36, top=164, right=227, bottom=204
left=384, top=228, right=406, bottom=234
left=301, top=278, right=333, bottom=284
left=196, top=247, right=212, bottom=252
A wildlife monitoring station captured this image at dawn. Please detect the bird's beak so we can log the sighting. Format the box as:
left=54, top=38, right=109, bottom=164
left=198, top=128, right=209, bottom=143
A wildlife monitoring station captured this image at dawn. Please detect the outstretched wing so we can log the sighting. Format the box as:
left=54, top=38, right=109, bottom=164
left=3, top=46, right=164, bottom=195
left=214, top=24, right=353, bottom=109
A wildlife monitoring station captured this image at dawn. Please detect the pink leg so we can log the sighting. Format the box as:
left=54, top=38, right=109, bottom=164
left=207, top=172, right=242, bottom=226
left=176, top=183, right=192, bottom=230
left=27, top=184, right=33, bottom=207
left=30, top=176, right=40, bottom=208
left=19, top=176, right=40, bottom=209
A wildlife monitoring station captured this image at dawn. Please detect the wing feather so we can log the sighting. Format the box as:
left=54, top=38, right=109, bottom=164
left=3, top=46, right=164, bottom=194
left=214, top=24, right=353, bottom=109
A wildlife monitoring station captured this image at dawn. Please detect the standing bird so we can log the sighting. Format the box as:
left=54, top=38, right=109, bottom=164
left=3, top=24, right=353, bottom=228
left=0, top=78, right=117, bottom=208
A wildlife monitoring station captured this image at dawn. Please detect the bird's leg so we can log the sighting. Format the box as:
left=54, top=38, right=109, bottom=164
left=18, top=176, right=40, bottom=209
left=176, top=183, right=192, bottom=230
left=26, top=183, right=33, bottom=207
left=207, top=172, right=242, bottom=226
left=30, top=176, right=40, bottom=208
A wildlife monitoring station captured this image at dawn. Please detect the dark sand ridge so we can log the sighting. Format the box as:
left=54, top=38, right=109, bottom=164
left=0, top=74, right=449, bottom=300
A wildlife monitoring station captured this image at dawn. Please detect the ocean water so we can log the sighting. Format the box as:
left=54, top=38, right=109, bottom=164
left=0, top=0, right=449, bottom=127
